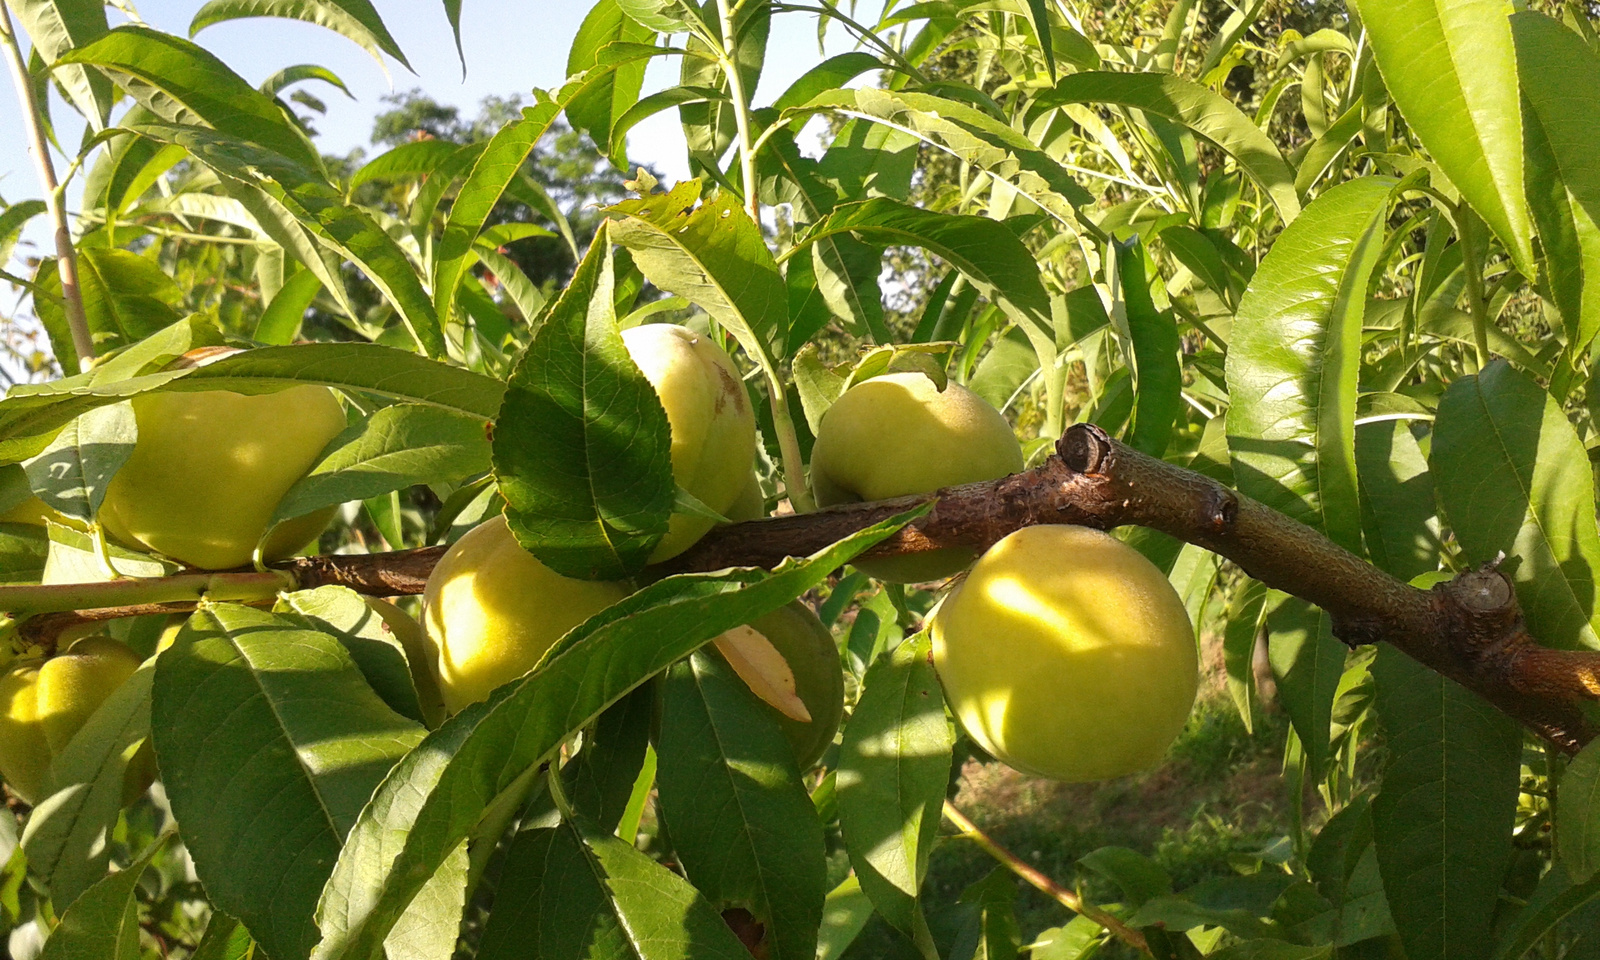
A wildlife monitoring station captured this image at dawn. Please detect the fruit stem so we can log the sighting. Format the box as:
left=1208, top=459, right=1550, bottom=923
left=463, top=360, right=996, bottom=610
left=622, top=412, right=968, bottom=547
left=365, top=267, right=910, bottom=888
left=0, top=3, right=95, bottom=370
left=766, top=379, right=816, bottom=513
left=942, top=801, right=1152, bottom=955
left=0, top=570, right=296, bottom=615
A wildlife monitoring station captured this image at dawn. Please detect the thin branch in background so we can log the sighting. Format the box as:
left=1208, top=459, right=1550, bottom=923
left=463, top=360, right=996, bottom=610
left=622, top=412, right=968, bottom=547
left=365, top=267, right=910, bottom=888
left=943, top=801, right=1151, bottom=955
left=0, top=3, right=94, bottom=369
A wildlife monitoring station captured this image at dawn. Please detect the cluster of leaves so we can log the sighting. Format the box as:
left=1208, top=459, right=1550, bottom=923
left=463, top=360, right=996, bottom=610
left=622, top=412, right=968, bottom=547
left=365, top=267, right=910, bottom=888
left=8, top=0, right=1600, bottom=957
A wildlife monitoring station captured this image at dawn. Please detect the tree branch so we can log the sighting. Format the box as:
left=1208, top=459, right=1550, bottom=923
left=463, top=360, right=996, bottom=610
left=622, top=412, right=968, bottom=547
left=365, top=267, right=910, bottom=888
left=10, top=425, right=1600, bottom=752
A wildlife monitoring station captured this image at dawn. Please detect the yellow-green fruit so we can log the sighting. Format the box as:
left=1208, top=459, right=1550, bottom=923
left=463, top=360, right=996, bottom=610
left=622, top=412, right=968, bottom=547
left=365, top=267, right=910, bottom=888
left=725, top=472, right=766, bottom=523
left=424, top=514, right=630, bottom=713
left=621, top=324, right=757, bottom=562
left=0, top=636, right=144, bottom=805
left=931, top=525, right=1198, bottom=782
left=745, top=602, right=844, bottom=770
left=37, top=635, right=144, bottom=755
left=99, top=386, right=347, bottom=570
left=811, top=373, right=1024, bottom=582
left=0, top=661, right=50, bottom=803
left=366, top=597, right=446, bottom=728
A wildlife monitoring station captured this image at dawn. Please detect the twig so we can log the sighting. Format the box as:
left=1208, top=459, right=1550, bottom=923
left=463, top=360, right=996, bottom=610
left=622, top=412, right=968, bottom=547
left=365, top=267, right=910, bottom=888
left=0, top=4, right=94, bottom=369
left=7, top=425, right=1600, bottom=751
left=943, top=801, right=1150, bottom=954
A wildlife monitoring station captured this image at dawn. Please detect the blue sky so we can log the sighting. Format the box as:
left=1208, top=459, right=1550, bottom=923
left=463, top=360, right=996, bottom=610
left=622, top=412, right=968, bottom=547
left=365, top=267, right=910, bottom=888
left=1, top=0, right=884, bottom=264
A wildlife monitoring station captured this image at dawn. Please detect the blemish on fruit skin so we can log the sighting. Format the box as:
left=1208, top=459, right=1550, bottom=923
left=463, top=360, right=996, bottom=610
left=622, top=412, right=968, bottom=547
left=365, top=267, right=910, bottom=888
left=714, top=364, right=747, bottom=414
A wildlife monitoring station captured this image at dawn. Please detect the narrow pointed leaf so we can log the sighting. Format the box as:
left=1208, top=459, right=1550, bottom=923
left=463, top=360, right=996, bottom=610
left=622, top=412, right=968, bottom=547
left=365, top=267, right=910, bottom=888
left=1265, top=599, right=1344, bottom=775
left=837, top=632, right=953, bottom=938
left=1512, top=13, right=1600, bottom=358
left=492, top=226, right=674, bottom=579
left=8, top=0, right=113, bottom=128
left=23, top=401, right=135, bottom=523
left=21, top=665, right=153, bottom=910
left=270, top=404, right=490, bottom=527
left=1040, top=71, right=1299, bottom=223
left=561, top=684, right=654, bottom=834
left=255, top=267, right=322, bottom=344
left=1352, top=0, right=1532, bottom=275
left=1115, top=236, right=1181, bottom=458
left=608, top=180, right=788, bottom=368
left=433, top=103, right=562, bottom=326
left=1372, top=645, right=1521, bottom=960
left=34, top=249, right=183, bottom=370
left=1432, top=361, right=1600, bottom=650
left=190, top=0, right=410, bottom=69
left=310, top=510, right=923, bottom=960
left=657, top=650, right=826, bottom=960
left=781, top=88, right=1094, bottom=228
left=1560, top=738, right=1600, bottom=883
left=564, top=0, right=655, bottom=153
left=1226, top=176, right=1392, bottom=554
left=153, top=604, right=426, bottom=960
left=37, top=835, right=169, bottom=960
left=477, top=821, right=750, bottom=960
left=60, top=26, right=321, bottom=170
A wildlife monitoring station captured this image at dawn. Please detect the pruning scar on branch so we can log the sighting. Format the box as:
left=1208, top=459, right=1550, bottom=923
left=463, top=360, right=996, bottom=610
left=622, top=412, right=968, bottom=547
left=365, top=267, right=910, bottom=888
left=11, top=423, right=1600, bottom=752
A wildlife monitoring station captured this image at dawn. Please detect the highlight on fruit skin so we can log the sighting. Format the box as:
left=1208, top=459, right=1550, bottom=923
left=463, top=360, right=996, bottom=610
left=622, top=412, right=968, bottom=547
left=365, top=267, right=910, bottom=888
left=621, top=322, right=757, bottom=563
left=931, top=524, right=1199, bottom=783
left=809, top=372, right=1024, bottom=582
left=423, top=514, right=630, bottom=714
left=0, top=635, right=145, bottom=805
left=98, top=379, right=348, bottom=570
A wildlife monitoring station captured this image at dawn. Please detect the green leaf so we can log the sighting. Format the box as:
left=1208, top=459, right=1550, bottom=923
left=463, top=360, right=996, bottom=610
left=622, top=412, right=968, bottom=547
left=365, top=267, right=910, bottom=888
left=565, top=0, right=655, bottom=154
left=951, top=869, right=1021, bottom=960
left=23, top=401, right=135, bottom=523
left=837, top=632, right=953, bottom=944
left=60, top=26, right=321, bottom=170
left=678, top=0, right=766, bottom=169
left=255, top=267, right=322, bottom=344
left=1560, top=738, right=1600, bottom=883
left=1432, top=361, right=1600, bottom=650
left=1038, top=71, right=1300, bottom=223
left=492, top=226, right=673, bottom=579
left=610, top=84, right=730, bottom=162
left=1351, top=0, right=1532, bottom=275
left=0, top=342, right=504, bottom=464
left=794, top=199, right=1054, bottom=358
left=153, top=605, right=425, bottom=960
left=771, top=52, right=883, bottom=111
left=657, top=649, right=826, bottom=960
left=349, top=140, right=465, bottom=189
left=37, top=834, right=169, bottom=960
left=1223, top=579, right=1267, bottom=733
left=190, top=914, right=255, bottom=960
left=21, top=664, right=152, bottom=910
left=126, top=121, right=442, bottom=356
left=1372, top=644, right=1522, bottom=960
left=275, top=585, right=434, bottom=727
left=271, top=403, right=490, bottom=528
left=1491, top=863, right=1600, bottom=960
left=816, top=875, right=876, bottom=960
left=1512, top=13, right=1600, bottom=363
left=34, top=249, right=182, bottom=370
left=1264, top=599, right=1345, bottom=778
left=561, top=684, right=653, bottom=834
left=1114, top=235, right=1181, bottom=458
left=1226, top=176, right=1392, bottom=554
left=782, top=87, right=1093, bottom=229
left=1078, top=846, right=1171, bottom=906
left=1356, top=420, right=1440, bottom=582
left=310, top=509, right=923, bottom=960
left=0, top=522, right=48, bottom=583
left=476, top=820, right=751, bottom=960
left=1208, top=943, right=1331, bottom=960
left=7, top=0, right=112, bottom=128
left=608, top=180, right=789, bottom=368
left=260, top=63, right=352, bottom=100
left=0, top=199, right=46, bottom=266
left=434, top=103, right=562, bottom=327
left=190, top=0, right=409, bottom=69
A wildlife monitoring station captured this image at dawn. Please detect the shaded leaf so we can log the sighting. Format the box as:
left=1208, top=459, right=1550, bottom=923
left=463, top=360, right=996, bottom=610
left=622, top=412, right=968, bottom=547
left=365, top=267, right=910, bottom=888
left=190, top=0, right=410, bottom=69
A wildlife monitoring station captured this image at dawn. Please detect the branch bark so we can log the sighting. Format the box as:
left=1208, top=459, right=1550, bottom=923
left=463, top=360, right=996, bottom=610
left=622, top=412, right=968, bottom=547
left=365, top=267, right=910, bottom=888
left=11, top=425, right=1600, bottom=752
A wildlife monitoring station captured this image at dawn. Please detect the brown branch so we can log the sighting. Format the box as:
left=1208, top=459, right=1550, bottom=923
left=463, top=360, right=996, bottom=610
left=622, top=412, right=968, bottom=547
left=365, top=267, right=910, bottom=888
left=11, top=425, right=1600, bottom=752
